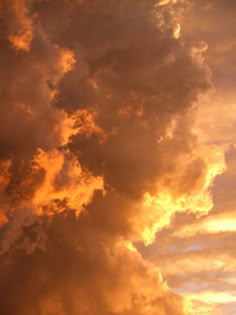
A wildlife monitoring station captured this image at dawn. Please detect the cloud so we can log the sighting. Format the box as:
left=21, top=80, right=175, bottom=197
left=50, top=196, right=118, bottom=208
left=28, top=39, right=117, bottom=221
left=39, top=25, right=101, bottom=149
left=0, top=212, right=187, bottom=315
left=139, top=148, right=236, bottom=314
left=0, top=1, right=228, bottom=314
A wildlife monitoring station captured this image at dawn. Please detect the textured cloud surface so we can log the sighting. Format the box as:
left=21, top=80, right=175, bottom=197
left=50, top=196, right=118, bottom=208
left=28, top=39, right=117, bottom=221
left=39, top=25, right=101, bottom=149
left=0, top=0, right=231, bottom=314
left=139, top=1, right=236, bottom=314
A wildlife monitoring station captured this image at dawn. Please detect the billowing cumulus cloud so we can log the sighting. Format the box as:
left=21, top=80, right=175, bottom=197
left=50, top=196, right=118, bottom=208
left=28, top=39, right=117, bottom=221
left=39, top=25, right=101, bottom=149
left=139, top=150, right=236, bottom=314
left=0, top=0, right=228, bottom=314
left=0, top=212, right=189, bottom=315
left=137, top=2, right=236, bottom=313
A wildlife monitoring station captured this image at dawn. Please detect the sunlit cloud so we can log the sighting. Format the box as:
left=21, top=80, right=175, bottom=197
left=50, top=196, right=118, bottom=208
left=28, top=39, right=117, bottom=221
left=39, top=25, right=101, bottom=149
left=175, top=212, right=236, bottom=237
left=0, top=1, right=235, bottom=315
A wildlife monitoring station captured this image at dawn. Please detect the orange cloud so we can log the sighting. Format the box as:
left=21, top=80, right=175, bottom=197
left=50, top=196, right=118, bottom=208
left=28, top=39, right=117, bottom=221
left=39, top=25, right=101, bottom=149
left=32, top=148, right=104, bottom=215
left=0, top=1, right=231, bottom=315
left=7, top=0, right=34, bottom=51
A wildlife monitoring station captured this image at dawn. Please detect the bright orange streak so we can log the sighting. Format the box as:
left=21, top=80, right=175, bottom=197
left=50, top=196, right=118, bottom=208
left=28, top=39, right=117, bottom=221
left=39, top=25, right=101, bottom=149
left=8, top=0, right=34, bottom=51
left=33, top=148, right=104, bottom=215
left=134, top=145, right=226, bottom=244
left=59, top=49, right=76, bottom=73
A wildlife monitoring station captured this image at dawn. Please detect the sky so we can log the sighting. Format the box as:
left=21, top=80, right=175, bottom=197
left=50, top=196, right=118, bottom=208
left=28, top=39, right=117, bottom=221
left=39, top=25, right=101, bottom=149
left=0, top=1, right=235, bottom=314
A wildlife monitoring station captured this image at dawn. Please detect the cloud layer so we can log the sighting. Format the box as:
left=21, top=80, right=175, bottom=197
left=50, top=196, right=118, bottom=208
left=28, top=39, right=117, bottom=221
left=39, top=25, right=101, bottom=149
left=0, top=1, right=229, bottom=314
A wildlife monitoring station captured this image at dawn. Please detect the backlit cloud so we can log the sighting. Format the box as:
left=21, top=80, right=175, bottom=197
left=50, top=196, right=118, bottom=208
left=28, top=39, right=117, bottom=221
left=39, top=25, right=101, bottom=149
left=0, top=1, right=233, bottom=314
